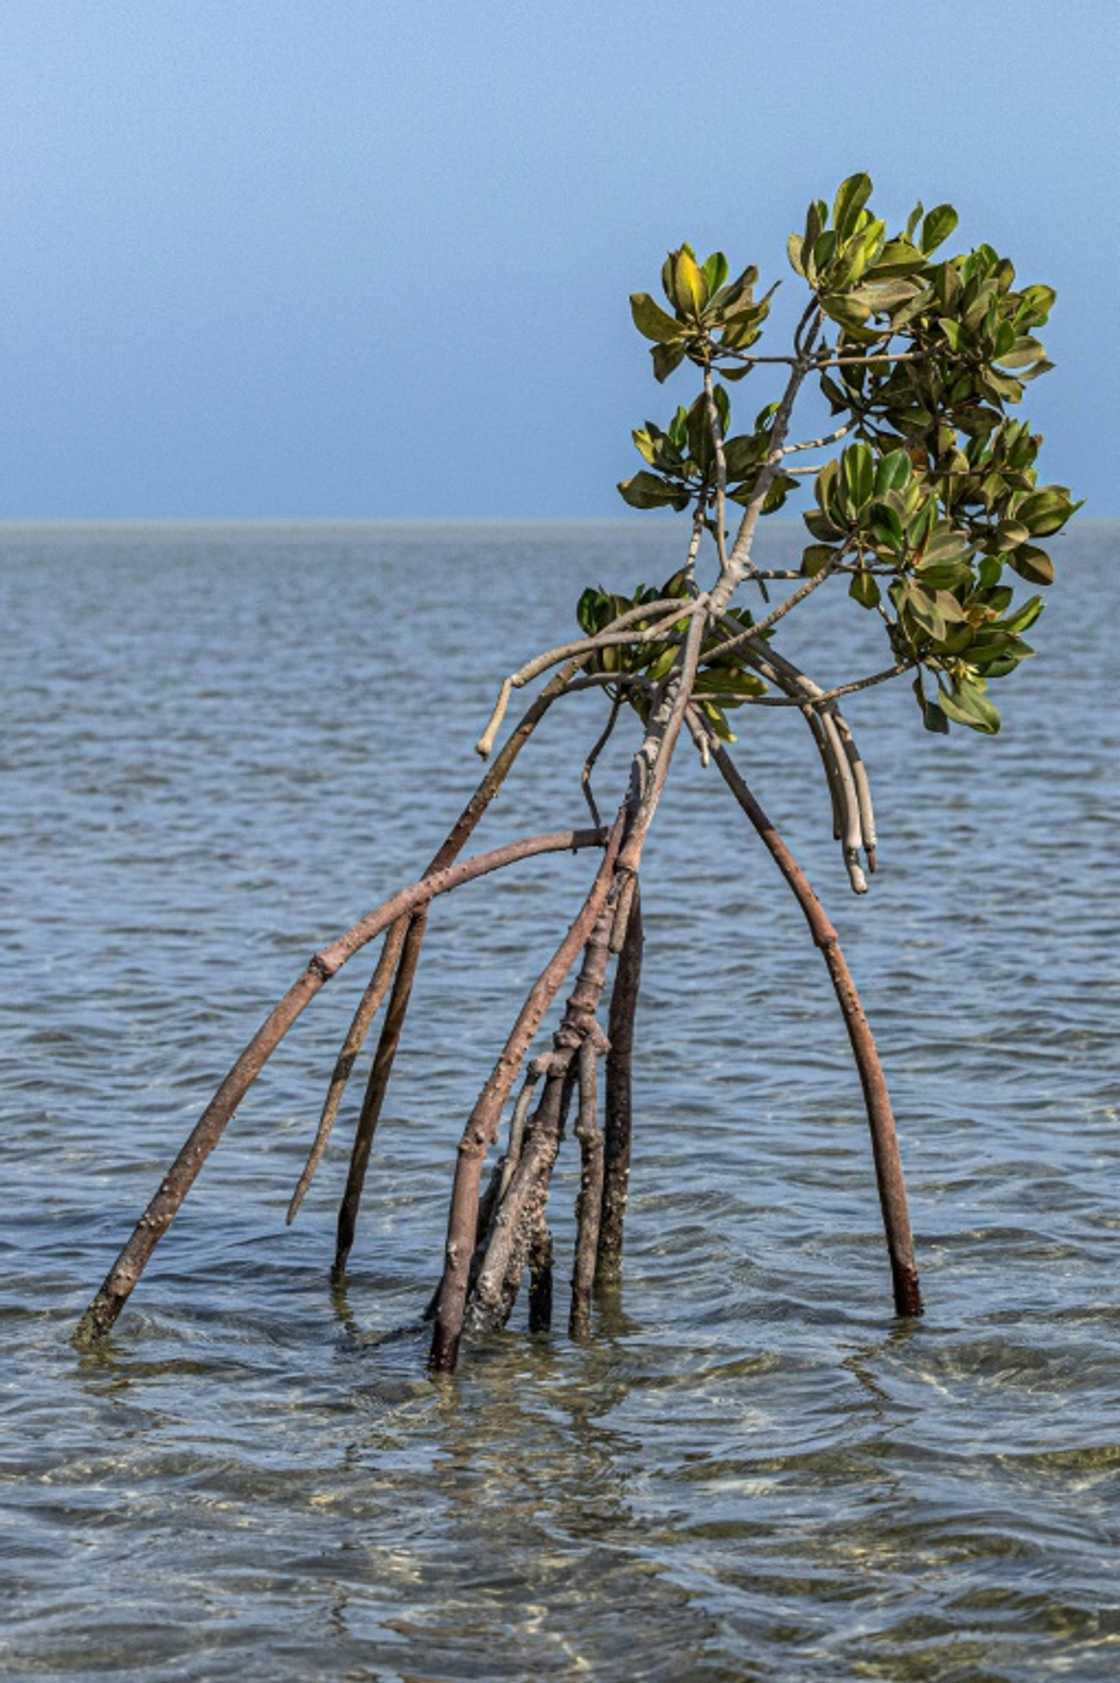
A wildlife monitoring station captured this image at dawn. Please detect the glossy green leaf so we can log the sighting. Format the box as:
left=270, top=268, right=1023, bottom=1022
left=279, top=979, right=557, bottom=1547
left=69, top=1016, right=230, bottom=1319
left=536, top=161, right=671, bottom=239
left=869, top=505, right=905, bottom=552
left=1016, top=487, right=1080, bottom=537
left=874, top=449, right=911, bottom=495
left=801, top=543, right=838, bottom=577
left=702, top=252, right=729, bottom=294
left=651, top=342, right=686, bottom=383
left=994, top=519, right=1030, bottom=551
left=849, top=570, right=881, bottom=609
left=618, top=471, right=689, bottom=510
left=913, top=675, right=949, bottom=733
left=630, top=293, right=683, bottom=343
left=870, top=238, right=928, bottom=278
left=920, top=204, right=958, bottom=255
left=1007, top=543, right=1055, bottom=585
left=821, top=293, right=872, bottom=332
left=1001, top=594, right=1044, bottom=635
left=833, top=172, right=873, bottom=240
left=841, top=442, right=874, bottom=511
left=938, top=676, right=1001, bottom=734
left=672, top=247, right=708, bottom=317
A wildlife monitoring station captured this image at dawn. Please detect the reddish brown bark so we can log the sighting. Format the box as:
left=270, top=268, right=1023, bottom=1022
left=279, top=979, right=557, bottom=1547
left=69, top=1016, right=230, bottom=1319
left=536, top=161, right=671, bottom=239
left=294, top=661, right=591, bottom=1241
left=286, top=918, right=408, bottom=1224
left=75, top=825, right=606, bottom=1344
left=710, top=744, right=922, bottom=1318
left=569, top=1037, right=604, bottom=1340
left=465, top=905, right=615, bottom=1339
left=332, top=908, right=428, bottom=1281
left=597, top=884, right=642, bottom=1277
left=527, top=1218, right=554, bottom=1333
left=429, top=821, right=623, bottom=1374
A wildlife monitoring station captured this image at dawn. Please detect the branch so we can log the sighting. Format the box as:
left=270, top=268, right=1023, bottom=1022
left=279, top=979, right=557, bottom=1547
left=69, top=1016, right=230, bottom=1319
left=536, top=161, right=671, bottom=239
left=476, top=596, right=701, bottom=758
left=286, top=918, right=408, bottom=1223
left=76, top=824, right=608, bottom=1343
left=431, top=821, right=624, bottom=1371
left=581, top=695, right=622, bottom=831
left=705, top=741, right=922, bottom=1316
left=703, top=363, right=730, bottom=578
left=714, top=319, right=822, bottom=611
left=703, top=555, right=840, bottom=665
left=615, top=602, right=708, bottom=879
left=736, top=660, right=913, bottom=707
left=781, top=422, right=855, bottom=455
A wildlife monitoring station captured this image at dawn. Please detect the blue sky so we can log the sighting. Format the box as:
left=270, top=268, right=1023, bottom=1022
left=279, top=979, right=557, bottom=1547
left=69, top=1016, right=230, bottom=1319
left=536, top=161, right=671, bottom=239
left=3, top=0, right=1117, bottom=517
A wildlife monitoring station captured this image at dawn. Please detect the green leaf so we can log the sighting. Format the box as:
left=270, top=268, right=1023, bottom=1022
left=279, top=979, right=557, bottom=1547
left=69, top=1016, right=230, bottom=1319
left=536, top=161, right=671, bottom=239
left=915, top=560, right=971, bottom=590
left=1006, top=543, right=1055, bottom=585
left=993, top=519, right=1030, bottom=551
left=920, top=204, right=958, bottom=255
left=1017, top=283, right=1056, bottom=326
left=803, top=508, right=844, bottom=542
left=576, top=586, right=605, bottom=635
left=913, top=675, right=949, bottom=733
left=870, top=238, right=928, bottom=278
left=702, top=252, right=729, bottom=294
left=672, top=247, right=708, bottom=317
left=833, top=172, right=873, bottom=239
left=698, top=699, right=735, bottom=741
left=849, top=570, right=881, bottom=609
left=874, top=449, right=911, bottom=495
left=918, top=528, right=970, bottom=565
left=938, top=676, right=1001, bottom=734
left=651, top=342, right=686, bottom=383
left=869, top=504, right=905, bottom=552
left=630, top=293, right=683, bottom=343
left=1001, top=594, right=1044, bottom=635
left=618, top=471, right=689, bottom=510
left=841, top=441, right=874, bottom=511
left=821, top=294, right=872, bottom=335
left=723, top=434, right=764, bottom=478
left=787, top=233, right=805, bottom=276
left=1016, top=487, right=1080, bottom=537
left=905, top=201, right=925, bottom=241
left=801, top=543, right=838, bottom=577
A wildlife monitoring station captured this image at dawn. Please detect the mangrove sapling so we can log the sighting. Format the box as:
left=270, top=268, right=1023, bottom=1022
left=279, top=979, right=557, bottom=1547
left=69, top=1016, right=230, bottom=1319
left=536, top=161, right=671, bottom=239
left=78, top=173, right=1079, bottom=1373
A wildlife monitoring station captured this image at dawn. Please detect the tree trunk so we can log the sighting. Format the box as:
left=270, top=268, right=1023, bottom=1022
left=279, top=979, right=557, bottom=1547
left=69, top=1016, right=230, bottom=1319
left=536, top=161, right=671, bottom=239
left=597, top=884, right=642, bottom=1278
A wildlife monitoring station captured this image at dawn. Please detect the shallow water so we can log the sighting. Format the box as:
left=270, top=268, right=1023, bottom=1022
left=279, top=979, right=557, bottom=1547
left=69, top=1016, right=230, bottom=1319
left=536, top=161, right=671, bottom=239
left=2, top=520, right=1117, bottom=1681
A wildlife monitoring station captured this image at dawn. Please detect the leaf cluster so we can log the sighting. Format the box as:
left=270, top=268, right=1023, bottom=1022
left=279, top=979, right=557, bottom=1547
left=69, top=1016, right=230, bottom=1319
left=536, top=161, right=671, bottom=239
left=619, top=390, right=796, bottom=516
left=613, top=173, right=1082, bottom=738
left=629, top=246, right=777, bottom=383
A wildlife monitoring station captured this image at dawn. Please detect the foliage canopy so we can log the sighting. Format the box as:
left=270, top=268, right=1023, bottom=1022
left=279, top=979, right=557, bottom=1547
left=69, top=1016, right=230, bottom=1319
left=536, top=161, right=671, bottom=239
left=599, top=172, right=1079, bottom=741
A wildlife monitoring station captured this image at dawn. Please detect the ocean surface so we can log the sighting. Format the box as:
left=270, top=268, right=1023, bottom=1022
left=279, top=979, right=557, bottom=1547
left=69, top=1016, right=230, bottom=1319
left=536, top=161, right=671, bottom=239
left=2, top=520, right=1117, bottom=1682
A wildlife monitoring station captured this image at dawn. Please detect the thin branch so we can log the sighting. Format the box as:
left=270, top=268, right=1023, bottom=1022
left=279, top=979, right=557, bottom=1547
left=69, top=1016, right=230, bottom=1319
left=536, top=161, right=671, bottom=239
left=715, top=318, right=822, bottom=609
left=703, top=362, right=730, bottom=578
left=735, top=660, right=914, bottom=707
left=581, top=695, right=622, bottom=832
left=286, top=918, right=408, bottom=1223
left=476, top=597, right=701, bottom=758
left=332, top=907, right=427, bottom=1280
left=704, top=557, right=839, bottom=665
left=781, top=422, right=855, bottom=455
left=615, top=602, right=709, bottom=878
